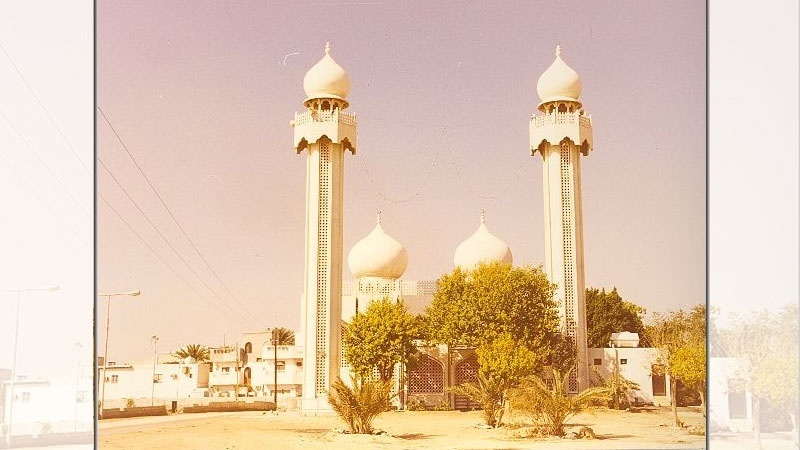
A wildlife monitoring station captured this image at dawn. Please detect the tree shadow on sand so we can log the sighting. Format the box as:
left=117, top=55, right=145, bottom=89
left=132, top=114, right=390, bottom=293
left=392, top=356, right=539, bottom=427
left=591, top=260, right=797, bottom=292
left=395, top=433, right=432, bottom=440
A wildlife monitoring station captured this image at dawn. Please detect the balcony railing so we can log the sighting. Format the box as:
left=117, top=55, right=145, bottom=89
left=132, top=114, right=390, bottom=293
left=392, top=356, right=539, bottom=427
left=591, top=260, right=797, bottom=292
left=530, top=112, right=591, bottom=128
left=294, top=110, right=357, bottom=127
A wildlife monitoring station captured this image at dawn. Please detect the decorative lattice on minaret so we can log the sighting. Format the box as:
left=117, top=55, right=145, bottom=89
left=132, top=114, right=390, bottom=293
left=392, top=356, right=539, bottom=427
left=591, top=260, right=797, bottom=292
left=316, top=138, right=331, bottom=394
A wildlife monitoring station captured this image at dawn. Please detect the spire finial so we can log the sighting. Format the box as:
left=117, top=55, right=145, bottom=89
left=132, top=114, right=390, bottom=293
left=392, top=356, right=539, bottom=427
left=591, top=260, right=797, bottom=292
left=555, top=44, right=562, bottom=57
left=325, top=42, right=331, bottom=54
left=376, top=209, right=382, bottom=225
left=480, top=210, right=486, bottom=224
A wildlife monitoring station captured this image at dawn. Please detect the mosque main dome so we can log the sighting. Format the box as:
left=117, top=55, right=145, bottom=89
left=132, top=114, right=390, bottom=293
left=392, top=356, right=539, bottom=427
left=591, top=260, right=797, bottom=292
left=536, top=45, right=582, bottom=105
left=453, top=213, right=513, bottom=271
left=348, top=215, right=408, bottom=279
left=303, top=42, right=351, bottom=103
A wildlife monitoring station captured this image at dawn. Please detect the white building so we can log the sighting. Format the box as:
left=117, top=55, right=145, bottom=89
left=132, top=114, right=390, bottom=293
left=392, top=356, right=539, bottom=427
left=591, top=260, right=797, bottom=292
left=588, top=332, right=673, bottom=407
left=2, top=370, right=93, bottom=443
left=99, top=357, right=210, bottom=410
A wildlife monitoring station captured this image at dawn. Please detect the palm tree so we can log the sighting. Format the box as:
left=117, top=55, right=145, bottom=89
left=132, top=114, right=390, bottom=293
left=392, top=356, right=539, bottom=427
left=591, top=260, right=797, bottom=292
left=510, top=367, right=611, bottom=436
left=174, top=344, right=210, bottom=362
left=272, top=327, right=295, bottom=345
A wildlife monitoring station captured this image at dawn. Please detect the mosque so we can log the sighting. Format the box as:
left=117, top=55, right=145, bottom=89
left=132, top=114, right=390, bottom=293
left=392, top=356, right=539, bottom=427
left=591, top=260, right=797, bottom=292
left=290, top=43, right=660, bottom=413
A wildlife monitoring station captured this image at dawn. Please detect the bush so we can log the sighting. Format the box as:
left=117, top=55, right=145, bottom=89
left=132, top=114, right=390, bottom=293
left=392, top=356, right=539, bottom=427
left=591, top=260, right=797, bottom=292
left=451, top=372, right=506, bottom=427
left=125, top=398, right=136, bottom=408
left=406, top=397, right=427, bottom=411
left=328, top=376, right=395, bottom=434
left=509, top=367, right=610, bottom=437
left=433, top=399, right=452, bottom=411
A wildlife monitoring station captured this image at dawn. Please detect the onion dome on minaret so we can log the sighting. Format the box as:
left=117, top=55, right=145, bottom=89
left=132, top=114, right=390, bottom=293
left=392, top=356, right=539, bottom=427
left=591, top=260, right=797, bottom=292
left=348, top=212, right=409, bottom=280
left=302, top=42, right=352, bottom=108
left=453, top=211, right=513, bottom=270
left=536, top=45, right=582, bottom=111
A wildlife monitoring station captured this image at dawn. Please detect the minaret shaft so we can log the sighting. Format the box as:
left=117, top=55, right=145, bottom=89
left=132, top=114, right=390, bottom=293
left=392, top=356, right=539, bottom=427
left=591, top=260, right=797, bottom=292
left=301, top=138, right=346, bottom=397
left=540, top=139, right=589, bottom=392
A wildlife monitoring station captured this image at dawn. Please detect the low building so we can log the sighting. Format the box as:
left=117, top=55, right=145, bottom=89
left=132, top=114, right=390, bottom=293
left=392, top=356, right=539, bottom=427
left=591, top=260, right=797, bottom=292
left=2, top=370, right=93, bottom=442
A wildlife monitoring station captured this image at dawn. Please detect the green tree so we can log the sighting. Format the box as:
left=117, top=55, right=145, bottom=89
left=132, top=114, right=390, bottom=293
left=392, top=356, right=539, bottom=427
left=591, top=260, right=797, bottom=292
left=342, top=298, right=419, bottom=381
left=272, top=327, right=296, bottom=345
left=423, top=262, right=559, bottom=352
left=452, top=333, right=541, bottom=427
left=509, top=366, right=611, bottom=436
left=643, top=304, right=705, bottom=427
left=585, top=287, right=645, bottom=348
left=173, top=344, right=210, bottom=362
left=717, top=305, right=798, bottom=450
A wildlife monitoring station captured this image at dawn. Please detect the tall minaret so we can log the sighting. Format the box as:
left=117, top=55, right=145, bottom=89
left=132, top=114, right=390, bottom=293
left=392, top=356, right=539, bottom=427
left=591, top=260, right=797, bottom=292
left=292, top=43, right=356, bottom=410
left=529, top=45, right=593, bottom=393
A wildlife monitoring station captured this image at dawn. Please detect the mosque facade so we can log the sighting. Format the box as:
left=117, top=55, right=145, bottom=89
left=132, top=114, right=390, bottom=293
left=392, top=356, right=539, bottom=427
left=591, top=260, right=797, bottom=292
left=292, top=44, right=612, bottom=411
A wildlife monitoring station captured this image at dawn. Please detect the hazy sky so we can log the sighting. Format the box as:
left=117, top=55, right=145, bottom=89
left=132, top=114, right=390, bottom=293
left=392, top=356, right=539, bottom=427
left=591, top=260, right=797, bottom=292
left=93, top=1, right=706, bottom=363
left=0, top=2, right=93, bottom=377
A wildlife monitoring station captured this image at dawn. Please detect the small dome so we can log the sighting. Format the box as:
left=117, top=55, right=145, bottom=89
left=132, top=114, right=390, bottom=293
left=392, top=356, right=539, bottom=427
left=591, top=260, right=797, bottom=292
left=348, top=214, right=408, bottom=279
left=536, top=45, right=582, bottom=104
left=454, top=212, right=513, bottom=270
left=303, top=42, right=351, bottom=103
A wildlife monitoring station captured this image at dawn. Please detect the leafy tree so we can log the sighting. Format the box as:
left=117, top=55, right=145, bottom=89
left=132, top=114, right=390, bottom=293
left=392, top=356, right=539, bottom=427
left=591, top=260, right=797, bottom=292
left=717, top=305, right=798, bottom=449
left=671, top=342, right=706, bottom=412
left=585, top=287, right=645, bottom=348
left=643, top=304, right=705, bottom=427
left=509, top=366, right=611, bottom=436
left=342, top=298, right=419, bottom=381
left=272, top=327, right=296, bottom=345
left=423, top=262, right=560, bottom=353
left=328, top=376, right=395, bottom=434
left=173, top=344, right=210, bottom=362
left=452, top=333, right=541, bottom=427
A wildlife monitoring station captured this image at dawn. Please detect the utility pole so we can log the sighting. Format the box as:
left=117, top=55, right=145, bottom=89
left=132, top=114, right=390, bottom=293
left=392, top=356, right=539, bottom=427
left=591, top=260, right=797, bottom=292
left=272, top=328, right=278, bottom=411
left=151, top=335, right=159, bottom=407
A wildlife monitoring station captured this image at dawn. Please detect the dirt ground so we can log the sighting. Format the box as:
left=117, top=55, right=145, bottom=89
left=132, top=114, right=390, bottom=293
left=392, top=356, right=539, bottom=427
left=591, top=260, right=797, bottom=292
left=98, top=406, right=707, bottom=450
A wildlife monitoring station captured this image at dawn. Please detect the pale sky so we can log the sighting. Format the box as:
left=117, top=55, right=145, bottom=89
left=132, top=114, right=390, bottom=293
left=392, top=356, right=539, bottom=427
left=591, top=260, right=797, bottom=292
left=0, top=1, right=797, bottom=382
left=94, top=1, right=707, bottom=363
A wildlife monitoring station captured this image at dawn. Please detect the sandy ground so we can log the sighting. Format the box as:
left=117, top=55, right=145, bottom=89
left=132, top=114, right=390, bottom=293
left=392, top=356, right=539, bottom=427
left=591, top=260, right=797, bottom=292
left=98, top=406, right=709, bottom=450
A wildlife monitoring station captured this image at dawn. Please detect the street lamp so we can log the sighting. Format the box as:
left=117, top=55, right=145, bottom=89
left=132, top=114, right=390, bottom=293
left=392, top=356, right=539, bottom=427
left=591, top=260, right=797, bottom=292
left=151, top=335, right=159, bottom=407
left=73, top=342, right=82, bottom=433
left=1, top=285, right=59, bottom=447
left=271, top=328, right=278, bottom=411
left=98, top=290, right=140, bottom=419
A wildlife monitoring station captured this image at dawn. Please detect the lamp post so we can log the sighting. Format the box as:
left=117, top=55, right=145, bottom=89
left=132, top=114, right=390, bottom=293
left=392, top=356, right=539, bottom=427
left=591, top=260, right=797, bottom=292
left=73, top=342, right=82, bottom=433
left=1, top=285, right=59, bottom=447
left=271, top=328, right=278, bottom=411
left=98, top=290, right=140, bottom=420
left=151, top=335, right=159, bottom=407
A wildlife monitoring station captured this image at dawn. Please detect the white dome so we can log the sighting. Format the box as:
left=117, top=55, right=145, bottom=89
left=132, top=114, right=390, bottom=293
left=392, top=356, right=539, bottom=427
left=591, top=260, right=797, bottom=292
left=348, top=215, right=408, bottom=279
left=303, top=42, right=351, bottom=102
left=536, top=45, right=582, bottom=104
left=454, top=213, right=513, bottom=270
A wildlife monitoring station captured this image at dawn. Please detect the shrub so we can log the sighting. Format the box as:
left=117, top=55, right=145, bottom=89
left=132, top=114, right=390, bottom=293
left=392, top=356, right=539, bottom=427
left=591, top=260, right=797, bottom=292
left=407, top=397, right=427, bottom=411
left=433, top=399, right=452, bottom=411
left=509, top=367, right=611, bottom=437
left=328, top=376, right=395, bottom=434
left=451, top=372, right=505, bottom=427
left=125, top=398, right=136, bottom=408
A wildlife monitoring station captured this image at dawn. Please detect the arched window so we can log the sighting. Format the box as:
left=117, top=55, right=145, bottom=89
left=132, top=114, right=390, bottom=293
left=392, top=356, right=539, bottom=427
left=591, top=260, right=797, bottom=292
left=245, top=342, right=252, bottom=354
left=409, top=354, right=444, bottom=394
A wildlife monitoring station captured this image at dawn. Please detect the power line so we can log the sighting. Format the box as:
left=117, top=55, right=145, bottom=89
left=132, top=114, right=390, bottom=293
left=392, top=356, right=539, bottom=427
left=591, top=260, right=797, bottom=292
left=98, top=157, right=259, bottom=328
left=0, top=108, right=91, bottom=219
left=0, top=42, right=91, bottom=176
left=97, top=192, right=254, bottom=330
left=97, top=106, right=260, bottom=321
left=0, top=149, right=87, bottom=247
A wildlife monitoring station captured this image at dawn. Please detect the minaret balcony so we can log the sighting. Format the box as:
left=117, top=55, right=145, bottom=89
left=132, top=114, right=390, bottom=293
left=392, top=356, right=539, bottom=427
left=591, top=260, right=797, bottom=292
left=292, top=110, right=357, bottom=154
left=529, top=112, right=593, bottom=156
